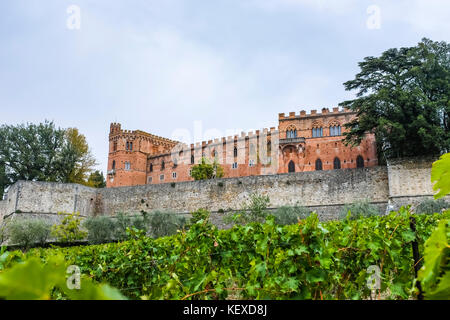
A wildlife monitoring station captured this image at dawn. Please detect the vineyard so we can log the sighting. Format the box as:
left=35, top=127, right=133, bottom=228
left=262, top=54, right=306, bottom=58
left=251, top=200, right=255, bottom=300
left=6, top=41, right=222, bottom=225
left=0, top=207, right=448, bottom=300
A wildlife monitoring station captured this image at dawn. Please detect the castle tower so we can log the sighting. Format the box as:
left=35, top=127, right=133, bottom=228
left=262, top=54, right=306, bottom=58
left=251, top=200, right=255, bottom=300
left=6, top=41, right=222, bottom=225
left=106, top=123, right=179, bottom=187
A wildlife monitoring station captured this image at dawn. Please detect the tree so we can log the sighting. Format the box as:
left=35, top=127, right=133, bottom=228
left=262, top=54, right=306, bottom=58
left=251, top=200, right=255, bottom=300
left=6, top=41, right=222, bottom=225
left=87, top=170, right=106, bottom=188
left=0, top=121, right=97, bottom=189
left=55, top=128, right=97, bottom=185
left=190, top=157, right=224, bottom=180
left=340, top=38, right=450, bottom=161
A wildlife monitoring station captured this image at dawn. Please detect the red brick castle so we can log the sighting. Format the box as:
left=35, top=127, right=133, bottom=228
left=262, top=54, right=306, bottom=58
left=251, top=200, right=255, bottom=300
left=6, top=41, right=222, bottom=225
left=106, top=107, right=377, bottom=187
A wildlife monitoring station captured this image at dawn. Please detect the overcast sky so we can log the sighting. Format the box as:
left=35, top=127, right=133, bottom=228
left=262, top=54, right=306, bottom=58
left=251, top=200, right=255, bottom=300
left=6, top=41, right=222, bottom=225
left=1, top=0, right=449, bottom=172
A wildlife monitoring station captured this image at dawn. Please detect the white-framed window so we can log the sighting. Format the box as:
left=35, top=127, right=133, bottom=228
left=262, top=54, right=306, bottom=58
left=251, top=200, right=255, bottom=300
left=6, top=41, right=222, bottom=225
left=160, top=174, right=164, bottom=181
left=249, top=159, right=255, bottom=167
left=147, top=176, right=152, bottom=184
left=172, top=172, right=177, bottom=179
left=125, top=161, right=131, bottom=171
left=232, top=162, right=238, bottom=169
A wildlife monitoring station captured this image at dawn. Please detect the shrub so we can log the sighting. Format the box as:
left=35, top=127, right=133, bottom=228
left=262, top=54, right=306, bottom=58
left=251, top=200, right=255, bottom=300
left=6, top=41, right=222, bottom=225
left=51, top=212, right=87, bottom=243
left=225, top=193, right=270, bottom=225
left=415, top=198, right=449, bottom=215
left=148, top=211, right=188, bottom=238
left=191, top=157, right=224, bottom=180
left=272, top=204, right=311, bottom=225
left=83, top=216, right=116, bottom=244
left=115, top=212, right=148, bottom=241
left=7, top=219, right=51, bottom=248
left=339, top=200, right=379, bottom=220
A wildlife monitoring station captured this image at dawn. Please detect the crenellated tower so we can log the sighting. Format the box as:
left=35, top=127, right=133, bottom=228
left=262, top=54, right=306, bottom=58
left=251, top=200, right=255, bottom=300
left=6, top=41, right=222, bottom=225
left=106, top=123, right=178, bottom=187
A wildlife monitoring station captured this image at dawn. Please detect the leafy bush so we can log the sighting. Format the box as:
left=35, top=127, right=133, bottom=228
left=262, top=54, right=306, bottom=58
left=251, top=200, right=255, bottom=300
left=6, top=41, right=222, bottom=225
left=225, top=193, right=270, bottom=225
left=115, top=212, right=148, bottom=241
left=51, top=212, right=87, bottom=243
left=0, top=255, right=125, bottom=300
left=191, top=157, right=224, bottom=180
left=7, top=219, right=51, bottom=248
left=339, top=200, right=379, bottom=220
left=272, top=204, right=311, bottom=225
left=83, top=216, right=116, bottom=244
left=147, top=211, right=187, bottom=238
left=415, top=199, right=449, bottom=215
left=2, top=208, right=447, bottom=300
left=418, top=218, right=450, bottom=299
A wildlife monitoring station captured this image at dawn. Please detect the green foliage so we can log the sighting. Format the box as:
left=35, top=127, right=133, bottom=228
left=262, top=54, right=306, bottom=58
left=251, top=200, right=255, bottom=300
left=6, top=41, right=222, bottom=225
left=418, top=218, right=450, bottom=299
left=147, top=211, right=187, bottom=238
left=432, top=153, right=450, bottom=199
left=0, top=255, right=126, bottom=300
left=2, top=208, right=447, bottom=300
left=87, top=170, right=106, bottom=188
left=0, top=121, right=97, bottom=189
left=115, top=212, right=147, bottom=241
left=339, top=200, right=379, bottom=220
left=340, top=38, right=450, bottom=160
left=83, top=216, right=116, bottom=244
left=51, top=212, right=87, bottom=243
left=7, top=219, right=51, bottom=248
left=416, top=198, right=449, bottom=214
left=191, top=157, right=224, bottom=180
left=227, top=193, right=271, bottom=225
left=272, top=204, right=311, bottom=225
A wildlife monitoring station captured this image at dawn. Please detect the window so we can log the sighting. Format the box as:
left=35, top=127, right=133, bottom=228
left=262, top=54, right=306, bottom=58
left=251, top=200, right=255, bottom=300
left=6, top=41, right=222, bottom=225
left=356, top=155, right=364, bottom=168
left=148, top=177, right=152, bottom=184
left=286, top=129, right=298, bottom=139
left=161, top=161, right=165, bottom=170
left=232, top=162, right=238, bottom=169
left=172, top=172, right=177, bottom=179
left=189, top=169, right=192, bottom=176
left=149, top=163, right=153, bottom=172
left=288, top=160, right=295, bottom=173
left=126, top=141, right=133, bottom=151
left=315, top=159, right=323, bottom=171
left=160, top=174, right=164, bottom=181
left=191, top=154, right=195, bottom=164
left=330, top=126, right=341, bottom=136
left=113, top=141, right=117, bottom=151
left=112, top=160, right=116, bottom=170
left=312, top=128, right=323, bottom=138
left=234, top=147, right=238, bottom=157
left=249, top=159, right=255, bottom=167
left=125, top=161, right=131, bottom=171
left=333, top=157, right=341, bottom=170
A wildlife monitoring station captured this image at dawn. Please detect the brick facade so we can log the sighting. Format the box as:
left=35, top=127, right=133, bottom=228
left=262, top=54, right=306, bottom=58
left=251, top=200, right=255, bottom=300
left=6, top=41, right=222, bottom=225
left=106, top=108, right=377, bottom=187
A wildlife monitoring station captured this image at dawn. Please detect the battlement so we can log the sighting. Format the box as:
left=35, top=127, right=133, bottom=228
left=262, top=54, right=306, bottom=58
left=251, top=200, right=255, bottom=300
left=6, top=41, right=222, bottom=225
left=109, top=123, right=178, bottom=145
left=278, top=107, right=352, bottom=120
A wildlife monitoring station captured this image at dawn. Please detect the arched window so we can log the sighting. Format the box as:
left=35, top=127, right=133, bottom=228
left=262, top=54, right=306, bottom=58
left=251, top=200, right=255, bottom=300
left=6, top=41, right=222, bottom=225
left=356, top=155, right=364, bottom=168
left=234, top=146, right=238, bottom=157
left=333, top=157, right=341, bottom=169
left=315, top=159, right=323, bottom=171
left=126, top=142, right=129, bottom=150
left=330, top=126, right=341, bottom=136
left=286, top=129, right=298, bottom=139
left=161, top=161, right=165, bottom=170
left=312, top=128, right=323, bottom=138
left=149, top=163, right=153, bottom=172
left=288, top=160, right=295, bottom=173
left=191, top=154, right=195, bottom=164
left=130, top=142, right=133, bottom=151
left=112, top=160, right=116, bottom=170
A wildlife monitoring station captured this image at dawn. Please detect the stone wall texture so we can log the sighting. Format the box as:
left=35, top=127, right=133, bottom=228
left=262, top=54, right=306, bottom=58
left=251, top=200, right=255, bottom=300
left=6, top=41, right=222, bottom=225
left=0, top=157, right=441, bottom=226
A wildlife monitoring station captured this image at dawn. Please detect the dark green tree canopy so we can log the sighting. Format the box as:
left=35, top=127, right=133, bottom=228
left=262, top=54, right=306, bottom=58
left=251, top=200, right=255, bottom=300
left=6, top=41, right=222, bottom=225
left=87, top=170, right=106, bottom=188
left=0, top=121, right=97, bottom=194
left=340, top=38, right=450, bottom=160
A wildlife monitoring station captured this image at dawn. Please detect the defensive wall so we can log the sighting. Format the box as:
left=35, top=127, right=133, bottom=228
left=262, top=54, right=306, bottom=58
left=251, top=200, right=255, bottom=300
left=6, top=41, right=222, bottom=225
left=0, top=157, right=441, bottom=228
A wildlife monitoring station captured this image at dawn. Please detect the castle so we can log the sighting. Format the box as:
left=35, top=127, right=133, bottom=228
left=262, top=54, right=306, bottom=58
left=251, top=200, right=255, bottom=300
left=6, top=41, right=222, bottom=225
left=106, top=107, right=378, bottom=188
